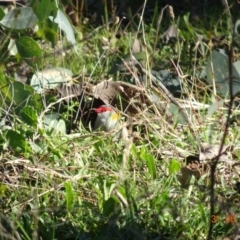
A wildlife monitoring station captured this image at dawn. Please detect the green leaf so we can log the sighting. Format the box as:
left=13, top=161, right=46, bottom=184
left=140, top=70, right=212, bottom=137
left=169, top=159, right=181, bottom=175
left=130, top=144, right=137, bottom=157
left=0, top=7, right=37, bottom=29
left=9, top=81, right=34, bottom=110
left=44, top=27, right=58, bottom=46
left=16, top=37, right=41, bottom=67
left=65, top=182, right=74, bottom=212
left=103, top=197, right=116, bottom=217
left=20, top=106, right=38, bottom=127
left=183, top=13, right=196, bottom=38
left=30, top=0, right=57, bottom=22
left=30, top=67, right=73, bottom=93
left=2, top=84, right=42, bottom=114
left=6, top=130, right=32, bottom=153
left=0, top=67, right=12, bottom=106
left=43, top=116, right=66, bottom=135
left=49, top=9, right=77, bottom=53
left=167, top=103, right=189, bottom=124
left=140, top=148, right=157, bottom=179
left=27, top=93, right=43, bottom=113
left=0, top=7, right=5, bottom=21
left=206, top=99, right=224, bottom=117
left=37, top=18, right=58, bottom=46
left=3, top=80, right=42, bottom=114
left=206, top=50, right=240, bottom=97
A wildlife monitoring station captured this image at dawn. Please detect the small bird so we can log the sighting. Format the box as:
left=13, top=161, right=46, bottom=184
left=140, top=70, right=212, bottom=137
left=93, top=105, right=120, bottom=132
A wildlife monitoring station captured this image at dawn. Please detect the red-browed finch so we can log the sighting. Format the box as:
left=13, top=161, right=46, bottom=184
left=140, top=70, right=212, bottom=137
left=93, top=105, right=120, bottom=131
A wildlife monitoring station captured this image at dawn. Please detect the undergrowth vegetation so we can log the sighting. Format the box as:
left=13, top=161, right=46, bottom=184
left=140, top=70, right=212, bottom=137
left=0, top=0, right=240, bottom=239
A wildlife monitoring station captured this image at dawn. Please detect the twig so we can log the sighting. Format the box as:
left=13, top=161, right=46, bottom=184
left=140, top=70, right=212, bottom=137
left=207, top=1, right=237, bottom=238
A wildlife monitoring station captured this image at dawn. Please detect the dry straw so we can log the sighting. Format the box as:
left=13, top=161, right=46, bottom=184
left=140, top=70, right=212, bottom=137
left=168, top=5, right=175, bottom=20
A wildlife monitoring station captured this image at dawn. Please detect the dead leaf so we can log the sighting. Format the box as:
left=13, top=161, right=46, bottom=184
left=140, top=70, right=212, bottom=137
left=121, top=126, right=129, bottom=141
left=162, top=24, right=178, bottom=43
left=199, top=143, right=233, bottom=161
left=57, top=84, right=83, bottom=100
left=83, top=80, right=155, bottom=114
left=178, top=166, right=201, bottom=187
left=131, top=38, right=145, bottom=53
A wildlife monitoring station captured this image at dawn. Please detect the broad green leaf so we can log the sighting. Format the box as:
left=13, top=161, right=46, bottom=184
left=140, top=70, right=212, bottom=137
left=140, top=148, right=157, bottom=180
left=0, top=7, right=5, bottom=21
left=6, top=130, right=32, bottom=153
left=233, top=60, right=240, bottom=76
left=25, top=91, right=43, bottom=113
left=36, top=18, right=58, bottom=46
left=206, top=99, right=224, bottom=117
left=206, top=50, right=240, bottom=97
left=234, top=20, right=240, bottom=48
left=0, top=71, right=58, bottom=114
left=3, top=80, right=42, bottom=113
left=167, top=103, right=189, bottom=124
left=0, top=7, right=37, bottom=29
left=43, top=27, right=58, bottom=46
left=9, top=81, right=34, bottom=109
left=30, top=142, right=45, bottom=154
left=169, top=159, right=181, bottom=175
left=149, top=69, right=182, bottom=97
left=43, top=115, right=66, bottom=135
left=49, top=9, right=77, bottom=53
left=8, top=39, right=18, bottom=56
left=20, top=106, right=38, bottom=127
left=37, top=17, right=58, bottom=34
left=30, top=0, right=57, bottom=22
left=30, top=67, right=73, bottom=93
left=16, top=37, right=41, bottom=67
left=65, top=182, right=74, bottom=212
left=103, top=197, right=116, bottom=217
left=43, top=113, right=60, bottom=125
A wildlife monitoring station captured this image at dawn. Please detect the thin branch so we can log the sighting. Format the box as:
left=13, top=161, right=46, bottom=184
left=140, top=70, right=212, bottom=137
left=207, top=0, right=237, bottom=238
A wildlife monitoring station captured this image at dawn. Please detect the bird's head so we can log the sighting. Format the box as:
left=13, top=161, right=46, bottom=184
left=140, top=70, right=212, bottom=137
left=93, top=105, right=120, bottom=131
